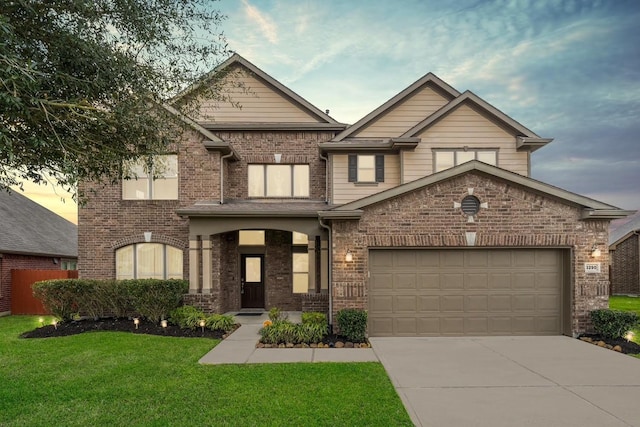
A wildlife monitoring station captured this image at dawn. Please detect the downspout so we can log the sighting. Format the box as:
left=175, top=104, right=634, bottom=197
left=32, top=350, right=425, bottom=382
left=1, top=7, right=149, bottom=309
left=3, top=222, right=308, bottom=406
left=219, top=151, right=234, bottom=204
left=318, top=217, right=333, bottom=329
left=319, top=152, right=329, bottom=203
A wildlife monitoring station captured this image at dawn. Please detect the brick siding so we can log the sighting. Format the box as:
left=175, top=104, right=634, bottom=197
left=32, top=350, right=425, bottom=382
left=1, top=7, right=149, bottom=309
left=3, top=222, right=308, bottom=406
left=610, top=233, right=640, bottom=295
left=330, top=172, right=611, bottom=335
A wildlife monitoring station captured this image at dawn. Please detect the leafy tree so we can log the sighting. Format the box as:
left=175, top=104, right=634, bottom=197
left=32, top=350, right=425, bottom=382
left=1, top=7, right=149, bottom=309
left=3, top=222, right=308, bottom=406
left=0, top=0, right=229, bottom=196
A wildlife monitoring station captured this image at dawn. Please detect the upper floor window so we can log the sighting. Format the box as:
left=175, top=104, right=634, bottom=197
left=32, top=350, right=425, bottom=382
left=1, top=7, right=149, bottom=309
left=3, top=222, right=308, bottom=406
left=248, top=164, right=309, bottom=197
left=348, top=154, right=384, bottom=183
left=434, top=149, right=497, bottom=172
left=115, top=243, right=183, bottom=279
left=122, top=155, right=178, bottom=200
left=239, top=230, right=265, bottom=246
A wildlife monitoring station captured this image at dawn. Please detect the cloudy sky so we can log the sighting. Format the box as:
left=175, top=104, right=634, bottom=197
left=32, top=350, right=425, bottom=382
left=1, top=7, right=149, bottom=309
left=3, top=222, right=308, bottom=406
left=22, top=0, right=640, bottom=222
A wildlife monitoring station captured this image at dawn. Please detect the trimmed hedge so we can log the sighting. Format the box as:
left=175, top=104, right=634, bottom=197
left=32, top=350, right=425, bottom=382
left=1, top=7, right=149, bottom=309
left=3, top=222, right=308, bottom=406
left=259, top=319, right=328, bottom=345
left=590, top=309, right=639, bottom=339
left=32, top=279, right=188, bottom=322
left=336, top=309, right=367, bottom=342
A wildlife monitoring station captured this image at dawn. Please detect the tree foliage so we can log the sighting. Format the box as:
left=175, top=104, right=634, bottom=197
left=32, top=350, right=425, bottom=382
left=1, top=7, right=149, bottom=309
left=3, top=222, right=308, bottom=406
left=0, top=0, right=229, bottom=196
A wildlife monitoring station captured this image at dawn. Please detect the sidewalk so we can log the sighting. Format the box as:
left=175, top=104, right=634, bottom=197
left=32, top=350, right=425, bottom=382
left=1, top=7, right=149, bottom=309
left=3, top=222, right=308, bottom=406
left=198, top=312, right=378, bottom=365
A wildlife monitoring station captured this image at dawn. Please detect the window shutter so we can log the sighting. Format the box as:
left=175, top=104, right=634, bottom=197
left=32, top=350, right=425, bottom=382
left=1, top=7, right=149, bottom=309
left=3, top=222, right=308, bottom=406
left=348, top=155, right=357, bottom=182
left=375, top=155, right=384, bottom=182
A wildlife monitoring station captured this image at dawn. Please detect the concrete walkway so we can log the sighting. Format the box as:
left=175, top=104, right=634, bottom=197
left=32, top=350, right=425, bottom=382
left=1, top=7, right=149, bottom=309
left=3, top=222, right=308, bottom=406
left=370, top=336, right=640, bottom=427
left=198, top=312, right=377, bottom=364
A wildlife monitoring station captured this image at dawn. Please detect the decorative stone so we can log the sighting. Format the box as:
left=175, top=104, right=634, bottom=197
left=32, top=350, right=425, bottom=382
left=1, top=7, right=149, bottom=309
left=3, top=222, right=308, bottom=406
left=613, top=345, right=622, bottom=352
left=264, top=344, right=272, bottom=348
left=294, top=344, right=302, bottom=348
left=310, top=343, right=317, bottom=348
left=345, top=341, right=354, bottom=348
left=302, top=343, right=309, bottom=348
left=222, top=334, right=228, bottom=339
left=335, top=341, right=344, bottom=348
left=285, top=342, right=294, bottom=348
left=256, top=342, right=264, bottom=348
left=580, top=337, right=593, bottom=343
left=597, top=341, right=606, bottom=347
left=278, top=343, right=285, bottom=348
left=605, top=344, right=613, bottom=350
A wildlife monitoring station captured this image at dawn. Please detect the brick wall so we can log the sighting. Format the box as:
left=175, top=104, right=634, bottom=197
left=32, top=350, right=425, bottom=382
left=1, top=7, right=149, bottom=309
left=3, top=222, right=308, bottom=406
left=330, top=172, right=611, bottom=335
left=610, top=233, right=640, bottom=295
left=0, top=254, right=63, bottom=313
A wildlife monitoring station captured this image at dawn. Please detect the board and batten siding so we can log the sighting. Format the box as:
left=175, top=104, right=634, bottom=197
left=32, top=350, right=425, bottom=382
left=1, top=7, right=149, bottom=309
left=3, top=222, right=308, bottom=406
left=194, top=66, right=319, bottom=123
left=332, top=154, right=400, bottom=204
left=403, top=104, right=529, bottom=183
left=353, top=85, right=450, bottom=138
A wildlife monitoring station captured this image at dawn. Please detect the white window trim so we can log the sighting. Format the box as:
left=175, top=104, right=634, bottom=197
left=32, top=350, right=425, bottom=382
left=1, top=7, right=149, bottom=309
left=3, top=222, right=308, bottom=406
left=433, top=148, right=498, bottom=172
left=115, top=243, right=183, bottom=279
left=122, top=154, right=178, bottom=200
left=248, top=164, right=309, bottom=198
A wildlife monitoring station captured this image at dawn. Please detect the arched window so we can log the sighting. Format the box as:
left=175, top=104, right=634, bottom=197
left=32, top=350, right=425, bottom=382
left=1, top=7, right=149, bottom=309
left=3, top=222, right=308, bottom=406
left=115, top=243, right=183, bottom=279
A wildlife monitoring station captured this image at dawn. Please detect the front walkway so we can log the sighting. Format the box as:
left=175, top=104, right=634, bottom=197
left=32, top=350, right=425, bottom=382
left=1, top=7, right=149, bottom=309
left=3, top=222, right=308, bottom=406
left=198, top=312, right=378, bottom=364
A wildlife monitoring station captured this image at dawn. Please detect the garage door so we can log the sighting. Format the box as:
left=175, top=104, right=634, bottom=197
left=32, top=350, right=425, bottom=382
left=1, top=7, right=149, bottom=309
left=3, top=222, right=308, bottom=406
left=369, top=249, right=565, bottom=336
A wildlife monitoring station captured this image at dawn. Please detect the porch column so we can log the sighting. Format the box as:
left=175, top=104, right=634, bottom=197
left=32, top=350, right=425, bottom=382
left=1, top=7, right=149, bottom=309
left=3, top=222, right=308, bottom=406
left=308, top=238, right=316, bottom=292
left=202, top=237, right=212, bottom=294
left=320, top=239, right=328, bottom=292
left=188, top=238, right=200, bottom=294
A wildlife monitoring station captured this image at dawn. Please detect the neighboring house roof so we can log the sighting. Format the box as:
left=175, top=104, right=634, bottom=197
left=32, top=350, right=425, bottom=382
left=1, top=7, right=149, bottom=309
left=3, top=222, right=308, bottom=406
left=173, top=53, right=345, bottom=129
left=0, top=190, right=77, bottom=258
left=325, top=161, right=633, bottom=220
left=400, top=91, right=552, bottom=151
left=609, top=211, right=640, bottom=247
left=332, top=72, right=460, bottom=141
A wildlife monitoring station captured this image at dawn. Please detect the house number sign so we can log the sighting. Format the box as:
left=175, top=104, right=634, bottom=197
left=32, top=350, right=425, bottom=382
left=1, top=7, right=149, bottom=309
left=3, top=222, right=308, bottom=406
left=584, top=262, right=601, bottom=274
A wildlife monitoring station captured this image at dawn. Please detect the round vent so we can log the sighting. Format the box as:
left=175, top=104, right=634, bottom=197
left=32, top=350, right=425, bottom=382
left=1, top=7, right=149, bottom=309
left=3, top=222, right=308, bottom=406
left=461, top=195, right=481, bottom=215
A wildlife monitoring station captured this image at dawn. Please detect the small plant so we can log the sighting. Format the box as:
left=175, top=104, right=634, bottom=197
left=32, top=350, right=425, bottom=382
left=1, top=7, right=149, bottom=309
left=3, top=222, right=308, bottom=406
left=591, top=309, right=639, bottom=339
left=169, top=306, right=205, bottom=329
left=206, top=314, right=236, bottom=333
left=268, top=307, right=288, bottom=322
left=336, top=309, right=368, bottom=342
left=301, top=311, right=326, bottom=326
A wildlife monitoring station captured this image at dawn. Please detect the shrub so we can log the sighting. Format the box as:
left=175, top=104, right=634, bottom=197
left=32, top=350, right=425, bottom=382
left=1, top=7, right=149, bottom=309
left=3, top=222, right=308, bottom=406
left=259, top=319, right=328, bottom=345
left=33, top=279, right=79, bottom=321
left=300, top=322, right=328, bottom=343
left=336, top=309, right=368, bottom=342
left=268, top=307, right=287, bottom=322
left=169, top=306, right=205, bottom=329
left=301, top=311, right=327, bottom=326
left=206, top=314, right=236, bottom=333
left=591, top=309, right=639, bottom=339
left=127, top=279, right=188, bottom=322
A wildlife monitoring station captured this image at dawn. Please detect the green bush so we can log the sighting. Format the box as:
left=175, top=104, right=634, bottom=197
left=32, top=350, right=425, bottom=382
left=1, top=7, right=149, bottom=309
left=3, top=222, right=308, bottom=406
left=33, top=279, right=80, bottom=321
left=591, top=309, right=639, bottom=339
left=301, top=311, right=326, bottom=326
left=259, top=319, right=328, bottom=345
left=127, top=279, right=188, bottom=322
left=336, top=309, right=368, bottom=342
left=268, top=307, right=287, bottom=322
left=206, top=314, right=236, bottom=333
left=169, top=306, right=205, bottom=329
left=300, top=322, right=328, bottom=343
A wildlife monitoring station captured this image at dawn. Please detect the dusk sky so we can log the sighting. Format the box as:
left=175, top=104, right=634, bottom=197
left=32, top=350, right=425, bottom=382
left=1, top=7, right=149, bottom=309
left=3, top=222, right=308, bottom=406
left=21, top=0, right=640, bottom=223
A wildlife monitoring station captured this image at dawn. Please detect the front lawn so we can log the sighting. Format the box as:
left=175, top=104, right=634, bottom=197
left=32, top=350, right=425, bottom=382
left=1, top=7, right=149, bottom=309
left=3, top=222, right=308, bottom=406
left=609, top=296, right=640, bottom=356
left=0, top=316, right=412, bottom=426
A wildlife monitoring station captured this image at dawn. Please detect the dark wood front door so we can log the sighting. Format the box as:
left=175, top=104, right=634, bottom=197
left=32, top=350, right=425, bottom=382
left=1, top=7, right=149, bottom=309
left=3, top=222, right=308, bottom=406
left=241, top=254, right=264, bottom=308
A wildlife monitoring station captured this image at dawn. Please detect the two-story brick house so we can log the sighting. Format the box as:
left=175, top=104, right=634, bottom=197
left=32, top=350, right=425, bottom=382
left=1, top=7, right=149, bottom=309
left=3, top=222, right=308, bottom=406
left=78, top=54, right=632, bottom=337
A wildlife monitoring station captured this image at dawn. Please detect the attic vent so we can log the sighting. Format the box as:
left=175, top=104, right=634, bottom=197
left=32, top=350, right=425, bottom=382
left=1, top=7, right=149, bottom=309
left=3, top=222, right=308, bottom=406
left=461, top=195, right=481, bottom=216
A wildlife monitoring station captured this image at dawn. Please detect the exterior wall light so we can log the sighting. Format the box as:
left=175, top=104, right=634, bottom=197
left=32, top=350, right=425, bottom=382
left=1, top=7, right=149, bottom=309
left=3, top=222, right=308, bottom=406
left=144, top=231, right=152, bottom=243
left=345, top=249, right=353, bottom=262
left=591, top=245, right=601, bottom=258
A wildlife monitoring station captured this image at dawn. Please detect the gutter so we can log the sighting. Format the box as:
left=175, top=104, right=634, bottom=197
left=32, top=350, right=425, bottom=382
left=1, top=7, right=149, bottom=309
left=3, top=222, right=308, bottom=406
left=318, top=216, right=333, bottom=330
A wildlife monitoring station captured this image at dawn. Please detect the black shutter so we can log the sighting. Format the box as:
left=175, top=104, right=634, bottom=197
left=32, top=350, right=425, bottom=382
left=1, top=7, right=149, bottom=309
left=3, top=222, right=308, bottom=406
left=375, top=155, right=384, bottom=182
left=348, top=155, right=357, bottom=182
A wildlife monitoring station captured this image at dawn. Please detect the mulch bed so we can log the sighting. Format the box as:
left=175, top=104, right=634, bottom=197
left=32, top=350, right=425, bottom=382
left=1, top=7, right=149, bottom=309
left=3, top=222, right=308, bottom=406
left=578, top=334, right=640, bottom=355
left=20, top=318, right=231, bottom=340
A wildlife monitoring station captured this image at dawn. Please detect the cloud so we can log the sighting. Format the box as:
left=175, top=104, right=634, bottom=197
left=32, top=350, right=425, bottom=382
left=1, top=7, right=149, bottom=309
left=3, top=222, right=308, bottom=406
left=241, top=0, right=278, bottom=44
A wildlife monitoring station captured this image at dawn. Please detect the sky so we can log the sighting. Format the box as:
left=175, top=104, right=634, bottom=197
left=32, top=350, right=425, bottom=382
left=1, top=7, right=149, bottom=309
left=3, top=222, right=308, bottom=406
left=20, top=0, right=640, bottom=223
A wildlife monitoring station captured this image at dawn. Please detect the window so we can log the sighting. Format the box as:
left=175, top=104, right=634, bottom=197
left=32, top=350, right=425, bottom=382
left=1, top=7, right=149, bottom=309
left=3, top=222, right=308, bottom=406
left=248, top=164, right=309, bottom=197
left=292, top=232, right=308, bottom=293
left=61, top=260, right=77, bottom=270
left=239, top=230, right=265, bottom=246
left=122, top=155, right=178, bottom=200
left=115, top=243, right=183, bottom=279
left=434, top=150, right=497, bottom=172
left=348, top=154, right=384, bottom=183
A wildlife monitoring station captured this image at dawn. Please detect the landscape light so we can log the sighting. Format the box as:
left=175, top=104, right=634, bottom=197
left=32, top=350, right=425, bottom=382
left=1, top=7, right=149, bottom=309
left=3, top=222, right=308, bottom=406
left=133, top=318, right=140, bottom=329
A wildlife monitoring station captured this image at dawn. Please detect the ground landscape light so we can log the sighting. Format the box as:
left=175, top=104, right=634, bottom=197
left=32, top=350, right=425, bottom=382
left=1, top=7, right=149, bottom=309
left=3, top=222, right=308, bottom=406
left=200, top=319, right=206, bottom=333
left=133, top=318, right=140, bottom=329
left=626, top=331, right=635, bottom=342
left=161, top=320, right=168, bottom=328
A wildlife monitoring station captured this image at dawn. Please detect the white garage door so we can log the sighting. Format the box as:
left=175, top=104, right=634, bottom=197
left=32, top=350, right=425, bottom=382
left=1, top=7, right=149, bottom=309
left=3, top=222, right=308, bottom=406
left=369, top=249, right=565, bottom=336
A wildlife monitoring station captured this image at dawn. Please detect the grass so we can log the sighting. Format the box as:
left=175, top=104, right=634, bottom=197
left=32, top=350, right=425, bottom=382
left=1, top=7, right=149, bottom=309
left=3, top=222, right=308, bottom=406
left=609, top=295, right=640, bottom=356
left=0, top=316, right=412, bottom=427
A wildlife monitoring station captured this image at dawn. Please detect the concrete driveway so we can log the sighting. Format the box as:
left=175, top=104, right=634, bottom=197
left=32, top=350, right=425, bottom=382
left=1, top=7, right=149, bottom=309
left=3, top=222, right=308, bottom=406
left=370, top=336, right=640, bottom=427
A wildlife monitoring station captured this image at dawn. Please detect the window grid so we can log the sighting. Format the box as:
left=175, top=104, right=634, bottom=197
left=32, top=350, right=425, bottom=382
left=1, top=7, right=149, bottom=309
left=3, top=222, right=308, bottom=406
left=115, top=243, right=183, bottom=280
left=248, top=164, right=309, bottom=198
left=122, top=155, right=178, bottom=200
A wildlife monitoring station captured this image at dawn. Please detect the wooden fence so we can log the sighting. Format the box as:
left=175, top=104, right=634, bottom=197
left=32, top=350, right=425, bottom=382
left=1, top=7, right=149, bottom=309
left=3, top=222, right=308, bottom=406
left=10, top=269, right=78, bottom=315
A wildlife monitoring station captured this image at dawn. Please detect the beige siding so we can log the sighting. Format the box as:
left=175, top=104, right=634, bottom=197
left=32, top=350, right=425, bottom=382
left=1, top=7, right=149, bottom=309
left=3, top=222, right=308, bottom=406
left=403, top=104, right=528, bottom=182
left=194, top=66, right=319, bottom=123
left=354, top=86, right=450, bottom=138
left=332, top=154, right=401, bottom=204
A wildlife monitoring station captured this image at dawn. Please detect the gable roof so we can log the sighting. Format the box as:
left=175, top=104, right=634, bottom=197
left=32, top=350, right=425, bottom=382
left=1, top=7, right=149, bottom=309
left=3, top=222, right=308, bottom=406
left=609, top=211, right=640, bottom=247
left=0, top=190, right=77, bottom=258
left=328, top=161, right=633, bottom=220
left=173, top=53, right=344, bottom=128
left=331, top=72, right=460, bottom=141
left=400, top=91, right=552, bottom=151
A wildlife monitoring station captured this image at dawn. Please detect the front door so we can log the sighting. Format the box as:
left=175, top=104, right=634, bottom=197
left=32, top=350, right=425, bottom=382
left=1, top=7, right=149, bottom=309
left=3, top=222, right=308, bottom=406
left=241, top=254, right=264, bottom=308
